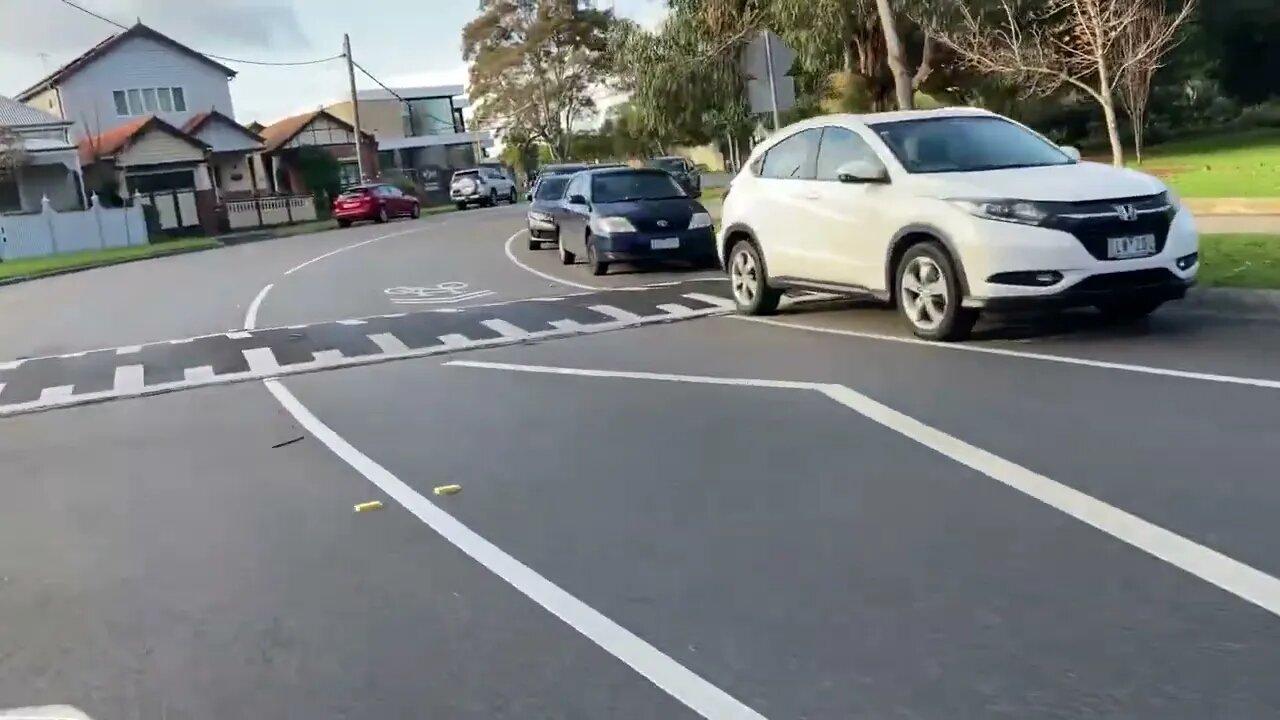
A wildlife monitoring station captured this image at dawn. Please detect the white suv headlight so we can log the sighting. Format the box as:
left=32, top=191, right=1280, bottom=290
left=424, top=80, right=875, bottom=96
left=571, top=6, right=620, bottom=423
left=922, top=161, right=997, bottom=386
left=1164, top=188, right=1183, bottom=212
left=590, top=216, right=636, bottom=234
left=528, top=210, right=554, bottom=223
left=688, top=211, right=713, bottom=229
left=951, top=199, right=1049, bottom=226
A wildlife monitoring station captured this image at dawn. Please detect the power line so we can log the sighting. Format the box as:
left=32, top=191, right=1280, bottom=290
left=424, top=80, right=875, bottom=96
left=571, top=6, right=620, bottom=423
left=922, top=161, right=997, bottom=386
left=56, top=0, right=344, bottom=68
left=351, top=59, right=459, bottom=131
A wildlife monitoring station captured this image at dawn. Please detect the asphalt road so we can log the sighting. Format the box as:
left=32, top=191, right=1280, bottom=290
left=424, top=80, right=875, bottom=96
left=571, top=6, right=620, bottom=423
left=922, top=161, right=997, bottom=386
left=1, top=204, right=1278, bottom=719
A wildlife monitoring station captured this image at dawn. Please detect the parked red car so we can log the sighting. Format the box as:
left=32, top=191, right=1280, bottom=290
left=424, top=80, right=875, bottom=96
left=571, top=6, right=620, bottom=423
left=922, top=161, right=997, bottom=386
left=333, top=184, right=420, bottom=227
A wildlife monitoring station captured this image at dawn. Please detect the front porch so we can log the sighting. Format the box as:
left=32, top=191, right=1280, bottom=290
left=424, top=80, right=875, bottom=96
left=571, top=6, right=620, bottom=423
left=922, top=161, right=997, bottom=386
left=0, top=144, right=86, bottom=215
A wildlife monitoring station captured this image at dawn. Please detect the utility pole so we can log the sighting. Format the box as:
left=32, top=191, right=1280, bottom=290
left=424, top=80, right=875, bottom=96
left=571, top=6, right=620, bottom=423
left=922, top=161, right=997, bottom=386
left=762, top=32, right=781, bottom=131
left=343, top=33, right=368, bottom=182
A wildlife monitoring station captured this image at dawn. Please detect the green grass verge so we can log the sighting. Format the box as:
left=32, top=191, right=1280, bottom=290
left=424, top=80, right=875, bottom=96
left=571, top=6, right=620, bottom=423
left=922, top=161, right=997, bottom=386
left=1198, top=233, right=1280, bottom=289
left=0, top=238, right=223, bottom=280
left=1139, top=130, right=1280, bottom=198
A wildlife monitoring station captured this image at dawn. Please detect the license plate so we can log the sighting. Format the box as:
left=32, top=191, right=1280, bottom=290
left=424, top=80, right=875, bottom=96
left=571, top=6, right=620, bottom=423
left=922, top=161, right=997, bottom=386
left=650, top=237, right=679, bottom=250
left=1107, top=234, right=1157, bottom=259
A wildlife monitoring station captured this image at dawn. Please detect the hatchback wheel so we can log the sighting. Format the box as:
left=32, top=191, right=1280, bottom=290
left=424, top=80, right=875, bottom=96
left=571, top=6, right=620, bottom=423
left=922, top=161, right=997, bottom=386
left=728, top=240, right=780, bottom=315
left=410, top=204, right=420, bottom=219
left=586, top=238, right=608, bottom=276
left=559, top=237, right=576, bottom=265
left=376, top=207, right=388, bottom=224
left=509, top=188, right=518, bottom=204
left=896, top=242, right=977, bottom=341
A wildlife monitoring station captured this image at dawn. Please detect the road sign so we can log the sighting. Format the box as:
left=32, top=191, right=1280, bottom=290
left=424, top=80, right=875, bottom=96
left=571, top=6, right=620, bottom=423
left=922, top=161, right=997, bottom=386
left=742, top=31, right=797, bottom=126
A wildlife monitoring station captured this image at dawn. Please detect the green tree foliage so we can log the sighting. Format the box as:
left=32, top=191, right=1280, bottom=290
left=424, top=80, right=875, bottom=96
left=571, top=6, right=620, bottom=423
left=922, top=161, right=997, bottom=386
left=1197, top=0, right=1280, bottom=105
left=463, top=0, right=615, bottom=161
left=294, top=146, right=341, bottom=199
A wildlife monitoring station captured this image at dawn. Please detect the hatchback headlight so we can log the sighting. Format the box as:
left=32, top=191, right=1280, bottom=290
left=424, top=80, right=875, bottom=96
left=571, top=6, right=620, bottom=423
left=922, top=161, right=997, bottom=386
left=688, top=212, right=713, bottom=229
left=528, top=211, right=554, bottom=223
left=951, top=199, right=1050, bottom=226
left=590, top=216, right=636, bottom=234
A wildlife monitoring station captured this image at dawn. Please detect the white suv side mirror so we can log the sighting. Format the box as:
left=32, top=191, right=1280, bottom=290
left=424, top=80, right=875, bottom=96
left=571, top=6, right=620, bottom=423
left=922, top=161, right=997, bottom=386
left=1059, top=145, right=1082, bottom=162
left=836, top=160, right=890, bottom=184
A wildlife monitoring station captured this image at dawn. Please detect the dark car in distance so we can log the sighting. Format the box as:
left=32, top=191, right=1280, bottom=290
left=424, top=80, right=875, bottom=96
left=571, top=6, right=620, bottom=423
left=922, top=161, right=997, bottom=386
left=526, top=173, right=573, bottom=250
left=646, top=156, right=702, bottom=195
left=551, top=167, right=717, bottom=275
left=333, top=183, right=420, bottom=228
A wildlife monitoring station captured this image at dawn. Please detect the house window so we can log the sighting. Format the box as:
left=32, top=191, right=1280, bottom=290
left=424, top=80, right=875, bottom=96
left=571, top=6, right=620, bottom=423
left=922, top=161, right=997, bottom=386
left=0, top=176, right=20, bottom=213
left=114, top=87, right=187, bottom=116
left=405, top=98, right=454, bottom=137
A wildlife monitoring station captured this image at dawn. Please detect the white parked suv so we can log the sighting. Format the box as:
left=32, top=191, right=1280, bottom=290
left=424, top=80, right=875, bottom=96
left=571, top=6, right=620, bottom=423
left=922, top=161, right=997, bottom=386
left=717, top=108, right=1200, bottom=341
left=450, top=167, right=518, bottom=209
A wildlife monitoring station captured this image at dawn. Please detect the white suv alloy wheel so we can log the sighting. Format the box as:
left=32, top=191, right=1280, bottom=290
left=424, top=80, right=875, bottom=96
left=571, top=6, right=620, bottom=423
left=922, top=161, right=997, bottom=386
left=900, top=256, right=949, bottom=332
left=730, top=246, right=759, bottom=306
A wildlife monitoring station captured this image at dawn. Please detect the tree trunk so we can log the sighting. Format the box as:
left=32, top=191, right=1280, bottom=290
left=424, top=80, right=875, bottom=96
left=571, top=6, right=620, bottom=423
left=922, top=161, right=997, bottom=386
left=873, top=0, right=913, bottom=110
left=1100, top=94, right=1124, bottom=167
left=1132, top=118, right=1143, bottom=165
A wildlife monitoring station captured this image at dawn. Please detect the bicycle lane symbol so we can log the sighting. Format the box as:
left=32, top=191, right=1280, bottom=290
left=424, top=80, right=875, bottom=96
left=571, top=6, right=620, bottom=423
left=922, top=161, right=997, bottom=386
left=384, top=282, right=496, bottom=305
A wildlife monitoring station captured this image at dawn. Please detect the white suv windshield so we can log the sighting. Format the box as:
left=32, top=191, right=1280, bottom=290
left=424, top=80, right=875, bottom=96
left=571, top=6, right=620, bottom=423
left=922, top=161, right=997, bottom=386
left=872, top=116, right=1072, bottom=174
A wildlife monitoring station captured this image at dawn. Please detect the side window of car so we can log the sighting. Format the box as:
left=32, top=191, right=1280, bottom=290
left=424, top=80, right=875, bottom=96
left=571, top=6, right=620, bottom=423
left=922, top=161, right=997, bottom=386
left=760, top=129, right=820, bottom=180
left=566, top=175, right=585, bottom=201
left=815, top=127, right=883, bottom=181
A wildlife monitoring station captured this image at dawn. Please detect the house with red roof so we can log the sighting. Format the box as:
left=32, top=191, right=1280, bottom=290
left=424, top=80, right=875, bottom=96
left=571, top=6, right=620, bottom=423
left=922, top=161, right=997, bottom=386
left=254, top=109, right=377, bottom=195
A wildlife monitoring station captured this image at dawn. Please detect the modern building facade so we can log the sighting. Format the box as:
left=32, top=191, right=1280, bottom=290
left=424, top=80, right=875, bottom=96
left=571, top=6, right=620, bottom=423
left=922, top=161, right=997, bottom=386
left=325, top=85, right=493, bottom=201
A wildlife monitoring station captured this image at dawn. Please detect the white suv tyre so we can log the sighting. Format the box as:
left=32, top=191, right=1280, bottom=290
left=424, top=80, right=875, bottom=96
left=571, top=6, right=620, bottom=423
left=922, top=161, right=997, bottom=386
left=727, top=240, right=782, bottom=315
left=895, top=242, right=978, bottom=342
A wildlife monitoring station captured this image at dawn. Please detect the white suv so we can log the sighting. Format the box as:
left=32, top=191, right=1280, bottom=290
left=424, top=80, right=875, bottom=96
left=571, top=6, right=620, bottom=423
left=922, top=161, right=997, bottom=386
left=717, top=109, right=1199, bottom=341
left=450, top=167, right=518, bottom=209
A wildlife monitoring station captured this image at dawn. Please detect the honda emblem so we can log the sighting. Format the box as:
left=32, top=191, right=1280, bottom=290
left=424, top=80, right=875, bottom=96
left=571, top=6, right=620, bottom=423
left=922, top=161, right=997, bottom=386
left=657, top=219, right=669, bottom=228
left=1114, top=204, right=1138, bottom=221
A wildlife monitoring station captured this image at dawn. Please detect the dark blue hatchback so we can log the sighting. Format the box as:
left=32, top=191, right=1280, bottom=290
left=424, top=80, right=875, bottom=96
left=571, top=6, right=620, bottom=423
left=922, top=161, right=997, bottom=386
left=551, top=168, right=717, bottom=275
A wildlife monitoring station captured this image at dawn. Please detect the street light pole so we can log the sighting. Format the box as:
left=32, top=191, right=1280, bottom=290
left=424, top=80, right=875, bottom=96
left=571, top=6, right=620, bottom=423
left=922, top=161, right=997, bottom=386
left=343, top=33, right=368, bottom=182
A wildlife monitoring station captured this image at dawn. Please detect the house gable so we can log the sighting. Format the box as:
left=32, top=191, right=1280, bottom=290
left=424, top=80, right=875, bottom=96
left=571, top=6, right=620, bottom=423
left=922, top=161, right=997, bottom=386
left=260, top=110, right=369, bottom=153
left=185, top=112, right=263, bottom=154
left=119, top=128, right=206, bottom=167
left=30, top=28, right=237, bottom=142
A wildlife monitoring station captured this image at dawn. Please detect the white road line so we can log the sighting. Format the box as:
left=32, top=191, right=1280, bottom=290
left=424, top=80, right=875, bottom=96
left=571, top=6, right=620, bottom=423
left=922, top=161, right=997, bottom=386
left=242, top=347, right=281, bottom=373
left=503, top=230, right=602, bottom=290
left=0, top=383, right=5, bottom=396
left=448, top=359, right=1280, bottom=620
left=657, top=303, right=697, bottom=317
left=312, top=349, right=347, bottom=363
left=244, top=283, right=274, bottom=331
left=0, top=359, right=23, bottom=371
left=682, top=292, right=736, bottom=309
left=115, top=345, right=143, bottom=355
left=59, top=351, right=88, bottom=359
left=437, top=333, right=472, bottom=347
left=368, top=332, right=410, bottom=354
left=184, top=366, right=215, bottom=382
left=283, top=227, right=424, bottom=276
left=736, top=316, right=1280, bottom=390
left=226, top=331, right=253, bottom=340
left=168, top=337, right=196, bottom=345
left=337, top=319, right=368, bottom=326
left=261, top=378, right=769, bottom=720
left=112, top=365, right=145, bottom=393
left=549, top=319, right=586, bottom=331
left=589, top=304, right=643, bottom=323
left=480, top=318, right=532, bottom=339
left=38, top=385, right=75, bottom=402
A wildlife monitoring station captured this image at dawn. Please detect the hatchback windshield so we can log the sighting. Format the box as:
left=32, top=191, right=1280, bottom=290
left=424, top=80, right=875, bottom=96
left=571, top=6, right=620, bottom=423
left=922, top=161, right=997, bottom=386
left=592, top=171, right=686, bottom=203
left=872, top=116, right=1073, bottom=174
left=535, top=176, right=570, bottom=200
left=647, top=158, right=684, bottom=172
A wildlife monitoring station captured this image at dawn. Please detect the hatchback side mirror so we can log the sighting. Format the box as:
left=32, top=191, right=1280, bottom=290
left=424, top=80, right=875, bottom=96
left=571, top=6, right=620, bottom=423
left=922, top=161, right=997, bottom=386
left=835, top=160, right=890, bottom=184
left=1059, top=145, right=1082, bottom=162
left=567, top=194, right=588, bottom=206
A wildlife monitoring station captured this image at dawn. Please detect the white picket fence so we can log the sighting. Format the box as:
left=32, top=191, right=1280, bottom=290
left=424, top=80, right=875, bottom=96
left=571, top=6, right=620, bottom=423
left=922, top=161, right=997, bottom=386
left=0, top=195, right=149, bottom=262
left=226, top=195, right=318, bottom=230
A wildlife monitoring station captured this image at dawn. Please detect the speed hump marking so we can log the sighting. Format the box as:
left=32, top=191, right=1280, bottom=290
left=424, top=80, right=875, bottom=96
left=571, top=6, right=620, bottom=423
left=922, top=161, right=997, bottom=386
left=384, top=282, right=495, bottom=305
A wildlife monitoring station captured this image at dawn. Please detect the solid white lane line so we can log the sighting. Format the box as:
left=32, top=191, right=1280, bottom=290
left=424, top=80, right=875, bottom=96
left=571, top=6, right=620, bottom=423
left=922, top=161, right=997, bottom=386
left=437, top=333, right=472, bottom=347
left=112, top=365, right=145, bottom=393
left=503, top=230, right=602, bottom=290
left=115, top=345, right=143, bottom=355
left=736, top=316, right=1280, bottom=390
left=446, top=360, right=817, bottom=391
left=657, top=303, right=697, bottom=317
left=38, top=386, right=75, bottom=402
left=0, top=359, right=23, bottom=371
left=226, top=331, right=253, bottom=340
left=682, top=292, right=736, bottom=310
left=589, top=304, right=643, bottom=323
left=549, top=319, right=586, bottom=331
left=337, top=319, right=368, bottom=326
left=816, top=384, right=1280, bottom=619
left=368, top=332, right=410, bottom=354
left=283, top=227, right=424, bottom=276
left=59, top=351, right=88, bottom=359
left=244, top=283, right=274, bottom=330
left=480, top=318, right=532, bottom=339
left=261, top=378, right=769, bottom=720
left=242, top=347, right=281, bottom=373
left=184, top=366, right=215, bottom=382
left=448, top=359, right=1280, bottom=620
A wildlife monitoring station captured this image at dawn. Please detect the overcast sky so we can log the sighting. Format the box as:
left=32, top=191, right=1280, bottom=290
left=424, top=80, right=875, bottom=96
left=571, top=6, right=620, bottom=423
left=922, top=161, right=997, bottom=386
left=0, top=0, right=666, bottom=124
